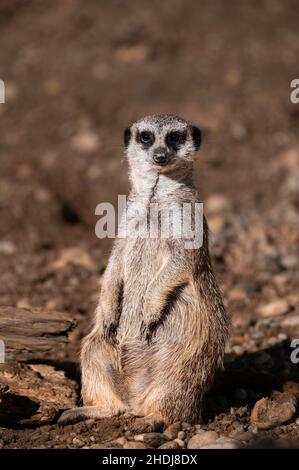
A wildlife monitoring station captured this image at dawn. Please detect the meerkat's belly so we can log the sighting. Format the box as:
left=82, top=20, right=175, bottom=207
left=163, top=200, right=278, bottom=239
left=117, top=237, right=168, bottom=339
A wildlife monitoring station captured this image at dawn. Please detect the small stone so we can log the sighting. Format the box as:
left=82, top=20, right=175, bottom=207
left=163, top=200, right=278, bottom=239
left=114, top=44, right=150, bottom=64
left=16, top=298, right=31, bottom=309
left=232, top=345, right=244, bottom=356
left=88, top=444, right=107, bottom=449
left=256, top=299, right=290, bottom=318
left=247, top=425, right=258, bottom=434
left=124, top=441, right=147, bottom=449
left=187, top=431, right=218, bottom=449
left=0, top=240, right=16, bottom=255
left=230, top=431, right=253, bottom=442
left=177, top=431, right=186, bottom=440
left=251, top=393, right=297, bottom=430
left=135, top=432, right=168, bottom=448
left=159, top=440, right=180, bottom=449
left=280, top=254, right=298, bottom=269
left=231, top=123, right=247, bottom=141
left=71, top=129, right=100, bottom=153
left=201, top=437, right=242, bottom=449
left=72, top=437, right=84, bottom=447
left=114, top=437, right=126, bottom=446
left=281, top=314, right=299, bottom=328
left=173, top=438, right=185, bottom=448
left=205, top=194, right=232, bottom=215
left=295, top=418, right=299, bottom=426
left=163, top=422, right=181, bottom=440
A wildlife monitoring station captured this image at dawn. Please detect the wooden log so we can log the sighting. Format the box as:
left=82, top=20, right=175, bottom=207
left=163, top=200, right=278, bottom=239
left=0, top=306, right=76, bottom=361
left=0, top=363, right=77, bottom=425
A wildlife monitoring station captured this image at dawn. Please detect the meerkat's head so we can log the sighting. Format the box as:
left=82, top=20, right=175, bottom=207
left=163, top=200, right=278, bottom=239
left=124, top=115, right=201, bottom=175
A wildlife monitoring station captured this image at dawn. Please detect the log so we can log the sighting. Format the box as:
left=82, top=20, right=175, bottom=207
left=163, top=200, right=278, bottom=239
left=0, top=363, right=77, bottom=425
left=0, top=306, right=76, bottom=361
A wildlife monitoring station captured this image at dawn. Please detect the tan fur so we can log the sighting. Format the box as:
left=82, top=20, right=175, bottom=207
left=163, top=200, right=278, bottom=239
left=58, top=115, right=230, bottom=426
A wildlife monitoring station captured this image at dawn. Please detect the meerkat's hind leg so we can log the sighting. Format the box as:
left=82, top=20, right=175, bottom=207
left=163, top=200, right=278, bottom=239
left=58, top=405, right=122, bottom=426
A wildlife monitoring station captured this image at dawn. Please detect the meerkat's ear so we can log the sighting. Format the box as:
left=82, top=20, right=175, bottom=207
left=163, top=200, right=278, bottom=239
left=191, top=126, right=201, bottom=151
left=124, top=127, right=132, bottom=148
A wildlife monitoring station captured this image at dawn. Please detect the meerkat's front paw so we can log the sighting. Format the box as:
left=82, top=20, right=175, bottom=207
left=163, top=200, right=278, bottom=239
left=103, top=321, right=118, bottom=345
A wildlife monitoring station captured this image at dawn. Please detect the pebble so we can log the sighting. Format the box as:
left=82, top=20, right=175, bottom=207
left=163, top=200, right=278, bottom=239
left=187, top=431, right=218, bottom=449
left=134, top=433, right=168, bottom=448
left=256, top=299, right=290, bottom=318
left=159, top=440, right=180, bottom=449
left=231, top=345, right=244, bottom=356
left=88, top=444, right=108, bottom=449
left=124, top=441, right=147, bottom=449
left=72, top=437, right=84, bottom=447
left=201, top=437, right=242, bottom=449
left=114, top=44, right=150, bottom=65
left=71, top=128, right=100, bottom=153
left=251, top=393, right=297, bottom=429
left=205, top=194, right=232, bottom=215
left=114, top=437, right=126, bottom=446
left=247, top=425, right=258, bottom=434
left=281, top=314, right=299, bottom=328
left=173, top=438, right=185, bottom=448
left=163, top=422, right=181, bottom=440
left=177, top=431, right=186, bottom=440
left=0, top=240, right=16, bottom=255
left=230, top=431, right=253, bottom=442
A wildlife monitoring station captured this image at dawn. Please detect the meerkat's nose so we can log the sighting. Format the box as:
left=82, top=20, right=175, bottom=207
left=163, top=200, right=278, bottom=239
left=153, top=147, right=168, bottom=165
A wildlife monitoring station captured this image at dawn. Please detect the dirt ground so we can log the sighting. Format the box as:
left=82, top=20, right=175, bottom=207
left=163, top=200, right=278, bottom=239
left=0, top=0, right=299, bottom=448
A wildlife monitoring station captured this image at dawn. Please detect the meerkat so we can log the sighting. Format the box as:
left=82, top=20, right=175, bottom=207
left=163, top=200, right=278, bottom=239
left=58, top=114, right=229, bottom=426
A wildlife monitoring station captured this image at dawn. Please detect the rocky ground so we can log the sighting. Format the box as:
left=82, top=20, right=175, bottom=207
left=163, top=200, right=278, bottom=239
left=0, top=0, right=299, bottom=449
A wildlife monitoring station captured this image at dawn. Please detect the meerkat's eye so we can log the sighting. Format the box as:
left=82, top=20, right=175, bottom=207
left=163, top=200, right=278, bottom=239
left=139, top=131, right=155, bottom=146
left=166, top=131, right=185, bottom=148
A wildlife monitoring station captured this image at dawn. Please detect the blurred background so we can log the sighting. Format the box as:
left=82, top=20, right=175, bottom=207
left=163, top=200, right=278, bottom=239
left=0, top=0, right=299, bottom=447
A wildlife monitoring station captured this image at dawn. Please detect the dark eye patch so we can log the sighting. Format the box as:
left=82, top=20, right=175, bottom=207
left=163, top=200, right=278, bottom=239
left=138, top=130, right=155, bottom=147
left=166, top=131, right=186, bottom=149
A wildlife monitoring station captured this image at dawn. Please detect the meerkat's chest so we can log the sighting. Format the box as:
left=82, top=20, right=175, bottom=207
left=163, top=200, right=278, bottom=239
left=123, top=236, right=168, bottom=281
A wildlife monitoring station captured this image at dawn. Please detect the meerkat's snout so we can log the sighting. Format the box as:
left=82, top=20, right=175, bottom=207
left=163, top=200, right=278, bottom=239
left=153, top=146, right=170, bottom=166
